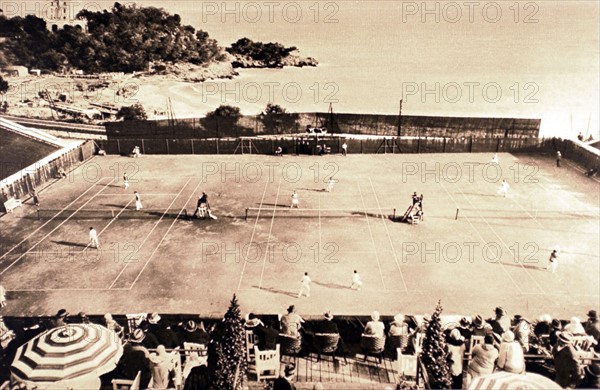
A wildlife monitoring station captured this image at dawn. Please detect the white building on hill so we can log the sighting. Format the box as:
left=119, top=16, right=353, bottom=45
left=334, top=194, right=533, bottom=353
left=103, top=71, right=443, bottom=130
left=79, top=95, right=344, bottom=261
left=43, top=1, right=88, bottom=32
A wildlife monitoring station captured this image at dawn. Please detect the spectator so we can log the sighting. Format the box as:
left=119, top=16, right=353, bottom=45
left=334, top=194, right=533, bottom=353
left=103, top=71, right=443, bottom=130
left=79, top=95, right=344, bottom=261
left=317, top=311, right=347, bottom=356
left=585, top=310, right=600, bottom=343
left=468, top=334, right=499, bottom=379
left=245, top=313, right=264, bottom=329
left=254, top=319, right=279, bottom=351
left=281, top=305, right=304, bottom=338
left=147, top=313, right=179, bottom=349
left=104, top=313, right=124, bottom=338
left=116, top=340, right=151, bottom=389
left=389, top=314, right=408, bottom=336
left=184, top=363, right=210, bottom=390
left=182, top=351, right=203, bottom=381
left=491, top=307, right=510, bottom=337
left=364, top=311, right=385, bottom=337
left=511, top=314, right=530, bottom=352
left=76, top=311, right=90, bottom=324
left=0, top=284, right=6, bottom=308
left=549, top=319, right=562, bottom=347
left=496, top=330, right=525, bottom=374
left=446, top=329, right=466, bottom=389
left=132, top=327, right=160, bottom=350
left=458, top=317, right=473, bottom=341
left=0, top=316, right=15, bottom=350
left=273, top=363, right=297, bottom=390
left=50, top=309, right=69, bottom=328
left=581, top=362, right=600, bottom=389
left=552, top=332, right=583, bottom=388
left=471, top=315, right=492, bottom=337
left=145, top=345, right=174, bottom=390
left=563, top=317, right=586, bottom=335
left=178, top=320, right=210, bottom=346
left=534, top=314, right=552, bottom=336
left=275, top=146, right=283, bottom=156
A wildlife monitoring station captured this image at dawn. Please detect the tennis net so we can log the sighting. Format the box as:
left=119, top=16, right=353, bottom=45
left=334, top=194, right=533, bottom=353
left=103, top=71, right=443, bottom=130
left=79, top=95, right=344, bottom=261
left=244, top=207, right=396, bottom=221
left=33, top=208, right=189, bottom=220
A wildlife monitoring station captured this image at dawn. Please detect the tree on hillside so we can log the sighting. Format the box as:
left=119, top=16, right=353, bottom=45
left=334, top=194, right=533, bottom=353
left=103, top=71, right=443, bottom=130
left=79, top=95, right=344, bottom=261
left=206, top=104, right=241, bottom=118
left=116, top=103, right=147, bottom=121
left=421, top=300, right=452, bottom=389
left=259, top=103, right=299, bottom=134
left=227, top=37, right=296, bottom=68
left=211, top=294, right=247, bottom=390
left=0, top=76, right=9, bottom=95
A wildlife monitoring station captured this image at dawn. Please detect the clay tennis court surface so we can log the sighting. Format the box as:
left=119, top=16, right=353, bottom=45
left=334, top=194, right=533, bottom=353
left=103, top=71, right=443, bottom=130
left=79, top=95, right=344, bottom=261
left=1, top=153, right=598, bottom=319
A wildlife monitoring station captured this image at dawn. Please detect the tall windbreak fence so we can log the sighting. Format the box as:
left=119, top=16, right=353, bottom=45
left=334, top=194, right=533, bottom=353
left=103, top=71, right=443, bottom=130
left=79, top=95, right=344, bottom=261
left=104, top=114, right=541, bottom=139
left=97, top=136, right=544, bottom=156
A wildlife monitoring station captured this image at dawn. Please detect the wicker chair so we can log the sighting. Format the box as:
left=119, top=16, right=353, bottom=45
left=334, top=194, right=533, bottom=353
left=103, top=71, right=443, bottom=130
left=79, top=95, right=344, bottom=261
left=387, top=334, right=409, bottom=360
left=279, top=333, right=302, bottom=360
left=361, top=334, right=386, bottom=363
left=313, top=333, right=347, bottom=363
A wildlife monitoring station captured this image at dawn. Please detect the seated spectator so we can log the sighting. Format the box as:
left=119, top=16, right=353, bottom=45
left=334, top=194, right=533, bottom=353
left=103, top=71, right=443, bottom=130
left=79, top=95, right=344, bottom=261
left=316, top=311, right=347, bottom=355
left=104, top=313, right=124, bottom=338
left=563, top=316, right=586, bottom=335
left=254, top=319, right=279, bottom=351
left=491, top=307, right=510, bottom=337
left=50, top=309, right=69, bottom=328
left=76, top=311, right=90, bottom=324
left=281, top=305, right=304, bottom=338
left=116, top=340, right=152, bottom=389
left=585, top=310, right=600, bottom=343
left=364, top=311, right=385, bottom=337
left=273, top=363, right=297, bottom=390
left=178, top=320, right=210, bottom=346
left=144, top=345, right=174, bottom=390
left=275, top=146, right=283, bottom=156
left=0, top=316, right=15, bottom=350
left=147, top=313, right=179, bottom=349
left=184, top=362, right=210, bottom=390
left=132, top=327, right=160, bottom=350
left=245, top=313, right=264, bottom=329
left=182, top=351, right=203, bottom=381
left=552, top=332, right=583, bottom=388
left=57, top=167, right=67, bottom=179
left=389, top=314, right=408, bottom=336
left=581, top=362, right=600, bottom=389
left=468, top=334, right=499, bottom=380
left=496, top=330, right=525, bottom=374
left=447, top=329, right=466, bottom=389
left=472, top=315, right=493, bottom=337
left=534, top=314, right=552, bottom=336
left=511, top=314, right=530, bottom=352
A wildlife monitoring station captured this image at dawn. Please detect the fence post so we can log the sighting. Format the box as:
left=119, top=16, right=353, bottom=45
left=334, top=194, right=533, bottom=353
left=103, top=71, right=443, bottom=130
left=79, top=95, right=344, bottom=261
left=443, top=137, right=446, bottom=153
left=469, top=136, right=473, bottom=153
left=360, top=140, right=363, bottom=154
left=191, top=139, right=195, bottom=154
left=417, top=137, right=420, bottom=153
left=216, top=138, right=219, bottom=154
left=496, top=137, right=501, bottom=152
left=166, top=139, right=170, bottom=154
left=117, top=139, right=121, bottom=155
left=141, top=139, right=145, bottom=154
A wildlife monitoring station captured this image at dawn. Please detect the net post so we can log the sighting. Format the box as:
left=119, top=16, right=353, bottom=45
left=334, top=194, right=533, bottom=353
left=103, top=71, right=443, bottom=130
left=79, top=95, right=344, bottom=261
left=393, top=208, right=396, bottom=220
left=37, top=208, right=40, bottom=220
left=245, top=208, right=248, bottom=222
left=455, top=208, right=459, bottom=220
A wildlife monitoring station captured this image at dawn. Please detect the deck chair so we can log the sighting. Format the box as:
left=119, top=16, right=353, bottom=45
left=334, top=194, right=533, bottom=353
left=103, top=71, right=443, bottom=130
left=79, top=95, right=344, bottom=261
left=397, top=350, right=418, bottom=378
left=572, top=335, right=598, bottom=352
left=112, top=371, right=141, bottom=390
left=314, top=333, right=346, bottom=363
left=183, top=342, right=208, bottom=365
left=125, top=313, right=147, bottom=336
left=469, top=335, right=485, bottom=353
left=254, top=345, right=280, bottom=381
left=361, top=334, right=386, bottom=363
left=246, top=330, right=258, bottom=363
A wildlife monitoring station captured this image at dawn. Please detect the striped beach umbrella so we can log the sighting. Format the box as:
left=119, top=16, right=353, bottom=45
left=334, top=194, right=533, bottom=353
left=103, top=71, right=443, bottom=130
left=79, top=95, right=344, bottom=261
left=469, top=371, right=562, bottom=390
left=11, top=324, right=123, bottom=385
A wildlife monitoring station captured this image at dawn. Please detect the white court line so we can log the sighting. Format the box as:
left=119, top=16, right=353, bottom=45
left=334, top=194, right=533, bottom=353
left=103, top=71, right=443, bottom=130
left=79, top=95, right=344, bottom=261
left=97, top=193, right=180, bottom=196
left=368, top=177, right=408, bottom=293
left=108, top=178, right=192, bottom=289
left=456, top=186, right=546, bottom=295
left=258, top=177, right=282, bottom=289
left=237, top=179, right=270, bottom=291
left=437, top=181, right=524, bottom=294
left=0, top=179, right=106, bottom=262
left=128, top=179, right=203, bottom=289
left=0, top=178, right=115, bottom=276
left=8, top=287, right=130, bottom=292
left=356, top=180, right=387, bottom=291
left=535, top=179, right=598, bottom=230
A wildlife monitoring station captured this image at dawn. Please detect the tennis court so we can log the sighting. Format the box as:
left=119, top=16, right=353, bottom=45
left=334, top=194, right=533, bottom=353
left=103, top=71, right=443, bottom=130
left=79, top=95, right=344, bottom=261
left=0, top=153, right=598, bottom=318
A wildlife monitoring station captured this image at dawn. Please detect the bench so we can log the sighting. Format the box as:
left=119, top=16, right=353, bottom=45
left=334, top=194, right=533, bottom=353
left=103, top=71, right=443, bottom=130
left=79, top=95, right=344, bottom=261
left=3, top=197, right=22, bottom=213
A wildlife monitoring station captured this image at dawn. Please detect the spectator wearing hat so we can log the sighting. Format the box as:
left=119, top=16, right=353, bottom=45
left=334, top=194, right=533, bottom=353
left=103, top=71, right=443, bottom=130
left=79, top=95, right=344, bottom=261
left=581, top=362, right=600, bottom=389
left=497, top=330, right=525, bottom=374
left=491, top=307, right=510, bottom=337
left=365, top=311, right=385, bottom=337
left=254, top=319, right=279, bottom=351
left=104, top=313, right=124, bottom=338
left=273, top=364, right=297, bottom=390
left=389, top=314, right=409, bottom=337
left=132, top=326, right=160, bottom=350
left=76, top=312, right=90, bottom=324
left=552, top=332, right=583, bottom=388
left=511, top=314, right=530, bottom=353
left=447, top=328, right=466, bottom=389
left=143, top=345, right=175, bottom=390
left=534, top=314, right=552, bottom=337
left=458, top=317, right=473, bottom=341
left=178, top=320, right=210, bottom=346
left=563, top=317, right=586, bottom=336
left=471, top=315, right=493, bottom=337
left=317, top=311, right=347, bottom=355
left=116, top=338, right=152, bottom=389
left=468, top=334, right=499, bottom=380
left=245, top=313, right=264, bottom=329
left=50, top=309, right=69, bottom=328
left=549, top=319, right=562, bottom=347
left=585, top=310, right=600, bottom=343
left=0, top=316, right=15, bottom=350
left=147, top=313, right=179, bottom=349
left=281, top=305, right=304, bottom=338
